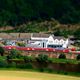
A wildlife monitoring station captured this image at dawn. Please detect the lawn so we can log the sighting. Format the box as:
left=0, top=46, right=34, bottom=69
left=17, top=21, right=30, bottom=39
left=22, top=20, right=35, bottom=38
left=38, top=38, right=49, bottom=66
left=0, top=70, right=79, bottom=80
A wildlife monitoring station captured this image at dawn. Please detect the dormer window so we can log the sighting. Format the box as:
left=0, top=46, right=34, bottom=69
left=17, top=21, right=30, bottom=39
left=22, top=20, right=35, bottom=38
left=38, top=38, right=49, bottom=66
left=60, top=39, right=64, bottom=44
left=55, top=39, right=59, bottom=43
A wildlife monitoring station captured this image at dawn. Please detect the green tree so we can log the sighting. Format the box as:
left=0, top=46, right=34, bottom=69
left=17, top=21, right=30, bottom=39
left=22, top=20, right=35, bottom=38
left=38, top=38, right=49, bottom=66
left=8, top=49, right=22, bottom=59
left=36, top=54, right=48, bottom=62
left=0, top=47, right=5, bottom=56
left=77, top=54, right=80, bottom=60
left=0, top=0, right=80, bottom=26
left=74, top=29, right=80, bottom=39
left=59, top=54, right=66, bottom=59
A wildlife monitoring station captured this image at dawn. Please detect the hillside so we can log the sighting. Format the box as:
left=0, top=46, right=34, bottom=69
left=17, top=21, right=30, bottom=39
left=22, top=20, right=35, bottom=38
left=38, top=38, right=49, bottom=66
left=0, top=0, right=80, bottom=38
left=0, top=0, right=80, bottom=27
left=0, top=20, right=80, bottom=38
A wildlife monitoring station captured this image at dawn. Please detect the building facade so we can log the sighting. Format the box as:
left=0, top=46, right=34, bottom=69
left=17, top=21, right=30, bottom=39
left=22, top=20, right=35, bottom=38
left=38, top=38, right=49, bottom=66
left=30, top=34, right=69, bottom=49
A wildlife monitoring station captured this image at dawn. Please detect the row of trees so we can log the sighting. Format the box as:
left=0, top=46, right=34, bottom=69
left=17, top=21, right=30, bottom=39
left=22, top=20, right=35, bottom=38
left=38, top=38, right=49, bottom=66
left=0, top=0, right=80, bottom=26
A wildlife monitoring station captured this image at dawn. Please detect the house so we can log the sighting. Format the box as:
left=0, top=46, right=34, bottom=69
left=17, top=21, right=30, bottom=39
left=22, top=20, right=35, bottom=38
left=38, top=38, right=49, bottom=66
left=29, top=33, right=69, bottom=49
left=0, top=33, right=70, bottom=49
left=6, top=40, right=16, bottom=46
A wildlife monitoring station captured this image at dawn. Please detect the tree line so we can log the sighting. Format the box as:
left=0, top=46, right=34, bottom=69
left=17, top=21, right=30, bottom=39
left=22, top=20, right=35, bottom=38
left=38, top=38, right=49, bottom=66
left=0, top=0, right=80, bottom=26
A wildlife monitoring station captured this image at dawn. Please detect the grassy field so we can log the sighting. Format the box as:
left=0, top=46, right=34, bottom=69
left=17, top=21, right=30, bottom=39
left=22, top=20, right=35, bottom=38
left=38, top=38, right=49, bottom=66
left=0, top=70, right=80, bottom=80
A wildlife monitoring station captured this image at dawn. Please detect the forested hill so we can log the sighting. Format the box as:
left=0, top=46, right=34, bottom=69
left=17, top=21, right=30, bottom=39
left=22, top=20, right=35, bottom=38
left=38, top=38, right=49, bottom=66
left=0, top=0, right=80, bottom=26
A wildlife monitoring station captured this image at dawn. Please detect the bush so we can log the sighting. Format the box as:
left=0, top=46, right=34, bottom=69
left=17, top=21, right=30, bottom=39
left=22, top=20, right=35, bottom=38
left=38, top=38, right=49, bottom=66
left=7, top=62, right=16, bottom=68
left=59, top=54, right=66, bottom=59
left=39, top=68, right=44, bottom=72
left=0, top=60, right=7, bottom=68
left=36, top=54, right=48, bottom=62
left=17, top=43, right=26, bottom=47
left=16, top=64, right=25, bottom=69
left=23, top=56, right=35, bottom=62
left=8, top=49, right=22, bottom=59
left=0, top=47, right=5, bottom=56
left=25, top=63, right=33, bottom=69
left=47, top=68, right=53, bottom=73
left=0, top=56, right=7, bottom=68
left=16, top=63, right=33, bottom=69
left=57, top=71, right=68, bottom=75
left=77, top=54, right=80, bottom=60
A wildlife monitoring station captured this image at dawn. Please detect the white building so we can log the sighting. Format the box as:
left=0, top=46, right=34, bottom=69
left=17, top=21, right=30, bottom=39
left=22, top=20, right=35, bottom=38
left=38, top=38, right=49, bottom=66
left=29, top=33, right=69, bottom=49
left=6, top=40, right=16, bottom=46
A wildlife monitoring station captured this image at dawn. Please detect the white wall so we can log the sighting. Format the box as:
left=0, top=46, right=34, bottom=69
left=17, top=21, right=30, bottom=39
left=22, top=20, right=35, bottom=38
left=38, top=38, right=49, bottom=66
left=31, top=35, right=69, bottom=48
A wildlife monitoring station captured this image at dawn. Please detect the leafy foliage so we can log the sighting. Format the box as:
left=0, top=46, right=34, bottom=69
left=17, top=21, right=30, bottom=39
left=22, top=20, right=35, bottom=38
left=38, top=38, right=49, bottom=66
left=59, top=54, right=66, bottom=59
left=23, top=56, right=35, bottom=62
left=36, top=54, right=48, bottom=62
left=8, top=49, right=22, bottom=59
left=17, top=42, right=26, bottom=47
left=77, top=54, right=80, bottom=60
left=0, top=47, right=5, bottom=56
left=74, top=29, right=80, bottom=39
left=0, top=0, right=80, bottom=26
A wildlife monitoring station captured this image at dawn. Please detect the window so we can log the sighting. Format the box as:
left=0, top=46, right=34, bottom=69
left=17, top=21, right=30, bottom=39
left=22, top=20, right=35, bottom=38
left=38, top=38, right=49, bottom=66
left=55, top=39, right=59, bottom=43
left=60, top=39, right=64, bottom=44
left=47, top=45, right=62, bottom=48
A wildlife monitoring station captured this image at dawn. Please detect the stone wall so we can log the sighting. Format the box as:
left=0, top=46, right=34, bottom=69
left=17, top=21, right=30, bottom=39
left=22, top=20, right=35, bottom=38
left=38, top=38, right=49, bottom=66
left=22, top=50, right=78, bottom=60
